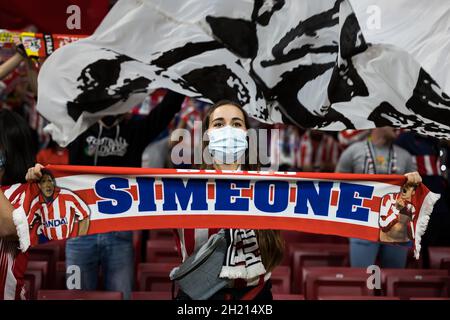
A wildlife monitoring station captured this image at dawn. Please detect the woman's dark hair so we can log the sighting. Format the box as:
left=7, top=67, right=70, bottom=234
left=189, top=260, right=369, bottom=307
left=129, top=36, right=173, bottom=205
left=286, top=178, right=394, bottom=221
left=200, top=100, right=284, bottom=272
left=0, top=109, right=36, bottom=185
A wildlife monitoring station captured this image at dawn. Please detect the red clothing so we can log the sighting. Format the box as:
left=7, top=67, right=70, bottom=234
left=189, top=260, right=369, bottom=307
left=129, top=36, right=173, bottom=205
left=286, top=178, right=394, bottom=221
left=0, top=184, right=29, bottom=300
left=297, top=131, right=340, bottom=171
left=36, top=148, right=69, bottom=166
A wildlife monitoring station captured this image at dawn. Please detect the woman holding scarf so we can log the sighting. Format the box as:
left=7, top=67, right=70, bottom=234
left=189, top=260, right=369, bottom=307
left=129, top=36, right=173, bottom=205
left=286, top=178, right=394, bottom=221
left=171, top=100, right=285, bottom=300
left=0, top=109, right=40, bottom=299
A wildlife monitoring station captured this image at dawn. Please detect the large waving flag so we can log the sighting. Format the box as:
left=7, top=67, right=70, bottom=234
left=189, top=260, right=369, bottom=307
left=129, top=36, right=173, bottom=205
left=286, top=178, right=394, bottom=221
left=350, top=0, right=450, bottom=94
left=36, top=0, right=450, bottom=146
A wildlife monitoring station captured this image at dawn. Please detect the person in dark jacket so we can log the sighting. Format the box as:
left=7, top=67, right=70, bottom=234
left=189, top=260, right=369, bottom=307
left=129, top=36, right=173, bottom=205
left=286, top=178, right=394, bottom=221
left=65, top=90, right=185, bottom=299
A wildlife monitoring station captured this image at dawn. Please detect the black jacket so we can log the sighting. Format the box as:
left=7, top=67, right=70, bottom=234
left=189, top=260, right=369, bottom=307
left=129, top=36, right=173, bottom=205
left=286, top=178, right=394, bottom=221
left=68, top=91, right=184, bottom=167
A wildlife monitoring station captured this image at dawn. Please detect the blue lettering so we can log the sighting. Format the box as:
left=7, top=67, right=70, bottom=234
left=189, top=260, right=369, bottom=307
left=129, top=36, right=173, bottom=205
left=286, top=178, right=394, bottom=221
left=254, top=181, right=289, bottom=213
left=136, top=177, right=156, bottom=212
left=294, top=181, right=333, bottom=216
left=215, top=179, right=249, bottom=211
left=162, top=178, right=208, bottom=211
left=96, top=178, right=132, bottom=214
left=336, top=183, right=374, bottom=222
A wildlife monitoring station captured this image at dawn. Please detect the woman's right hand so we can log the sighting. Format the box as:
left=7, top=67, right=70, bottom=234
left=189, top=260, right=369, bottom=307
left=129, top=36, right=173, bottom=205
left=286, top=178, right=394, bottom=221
left=25, top=163, right=44, bottom=182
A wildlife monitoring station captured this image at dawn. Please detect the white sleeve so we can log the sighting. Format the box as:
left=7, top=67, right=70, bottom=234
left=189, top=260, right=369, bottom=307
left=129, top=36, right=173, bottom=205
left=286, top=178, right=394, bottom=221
left=12, top=206, right=31, bottom=253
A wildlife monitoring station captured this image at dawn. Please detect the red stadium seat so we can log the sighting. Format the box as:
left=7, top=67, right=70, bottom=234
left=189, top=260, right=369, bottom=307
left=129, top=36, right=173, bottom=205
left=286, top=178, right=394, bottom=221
left=318, top=295, right=400, bottom=300
left=36, top=240, right=66, bottom=260
left=28, top=245, right=59, bottom=288
left=428, top=247, right=450, bottom=269
left=137, top=262, right=178, bottom=291
left=37, top=290, right=123, bottom=300
left=26, top=261, right=48, bottom=292
left=441, top=258, right=450, bottom=274
left=273, top=294, right=305, bottom=300
left=146, top=240, right=181, bottom=263
left=386, top=275, right=450, bottom=298
left=304, top=267, right=372, bottom=300
left=405, top=247, right=424, bottom=269
left=380, top=268, right=448, bottom=294
left=24, top=270, right=42, bottom=300
left=149, top=229, right=174, bottom=240
left=55, top=261, right=67, bottom=289
left=409, top=297, right=450, bottom=300
left=270, top=266, right=291, bottom=294
left=289, top=243, right=348, bottom=293
left=133, top=231, right=144, bottom=264
left=131, top=291, right=172, bottom=300
left=281, top=231, right=348, bottom=245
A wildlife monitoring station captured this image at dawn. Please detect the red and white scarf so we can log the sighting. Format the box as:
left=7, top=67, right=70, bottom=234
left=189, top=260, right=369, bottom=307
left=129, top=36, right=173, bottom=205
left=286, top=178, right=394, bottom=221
left=6, top=165, right=440, bottom=260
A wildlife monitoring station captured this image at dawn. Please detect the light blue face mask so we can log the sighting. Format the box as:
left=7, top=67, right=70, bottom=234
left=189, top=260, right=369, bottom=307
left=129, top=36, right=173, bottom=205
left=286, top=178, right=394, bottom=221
left=207, top=126, right=248, bottom=164
left=0, top=150, right=6, bottom=169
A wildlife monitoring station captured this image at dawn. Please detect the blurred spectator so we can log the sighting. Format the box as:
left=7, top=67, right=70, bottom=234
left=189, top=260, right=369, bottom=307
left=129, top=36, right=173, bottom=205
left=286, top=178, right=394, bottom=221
left=336, top=127, right=416, bottom=268
left=36, top=139, right=69, bottom=166
left=65, top=90, right=185, bottom=299
left=337, top=129, right=369, bottom=150
left=168, top=97, right=210, bottom=169
left=270, top=124, right=302, bottom=171
left=296, top=130, right=340, bottom=172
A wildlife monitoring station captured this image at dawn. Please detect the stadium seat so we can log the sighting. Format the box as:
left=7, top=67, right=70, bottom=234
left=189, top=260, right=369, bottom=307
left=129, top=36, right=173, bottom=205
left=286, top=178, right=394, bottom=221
left=28, top=245, right=59, bottom=288
left=441, top=258, right=450, bottom=274
left=149, top=229, right=174, bottom=240
left=270, top=266, right=291, bottom=294
left=289, top=243, right=348, bottom=293
left=281, top=231, right=348, bottom=245
left=24, top=270, right=42, bottom=300
left=386, top=275, right=450, bottom=298
left=318, top=295, right=400, bottom=300
left=146, top=240, right=180, bottom=263
left=137, top=262, right=178, bottom=291
left=36, top=240, right=66, bottom=260
left=380, top=268, right=449, bottom=294
left=273, top=294, right=305, bottom=300
left=37, top=290, right=123, bottom=300
left=304, top=267, right=372, bottom=300
left=409, top=297, right=450, bottom=300
left=405, top=247, right=424, bottom=269
left=428, top=247, right=450, bottom=269
left=55, top=261, right=67, bottom=289
left=26, top=261, right=48, bottom=291
left=133, top=231, right=144, bottom=264
left=131, top=291, right=172, bottom=300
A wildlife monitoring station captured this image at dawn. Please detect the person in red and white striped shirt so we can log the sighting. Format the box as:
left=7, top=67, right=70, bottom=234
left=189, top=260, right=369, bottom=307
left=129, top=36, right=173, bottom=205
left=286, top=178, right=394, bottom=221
left=29, top=169, right=90, bottom=240
left=0, top=109, right=38, bottom=300
left=296, top=130, right=341, bottom=172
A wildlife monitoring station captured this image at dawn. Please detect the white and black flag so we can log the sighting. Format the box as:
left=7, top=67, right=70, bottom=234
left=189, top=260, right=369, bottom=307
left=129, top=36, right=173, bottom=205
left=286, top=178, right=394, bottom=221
left=36, top=0, right=450, bottom=146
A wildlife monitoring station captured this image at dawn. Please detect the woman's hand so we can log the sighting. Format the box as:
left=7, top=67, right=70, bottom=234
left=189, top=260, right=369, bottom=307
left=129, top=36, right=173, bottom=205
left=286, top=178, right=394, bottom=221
left=404, top=171, right=422, bottom=186
left=25, top=163, right=44, bottom=182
